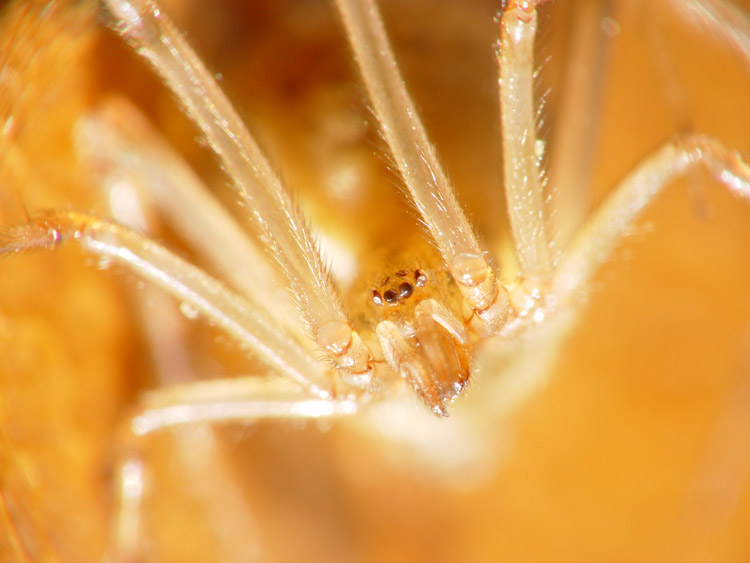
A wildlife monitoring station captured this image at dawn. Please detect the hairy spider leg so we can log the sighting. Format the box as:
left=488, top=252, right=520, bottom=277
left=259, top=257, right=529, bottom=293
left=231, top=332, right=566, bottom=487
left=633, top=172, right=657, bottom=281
left=551, top=134, right=750, bottom=305
left=0, top=211, right=331, bottom=395
left=476, top=135, right=750, bottom=421
left=104, top=0, right=373, bottom=380
left=76, top=97, right=305, bottom=342
left=334, top=0, right=510, bottom=329
left=498, top=1, right=554, bottom=283
left=98, top=166, right=262, bottom=561
left=112, top=377, right=357, bottom=560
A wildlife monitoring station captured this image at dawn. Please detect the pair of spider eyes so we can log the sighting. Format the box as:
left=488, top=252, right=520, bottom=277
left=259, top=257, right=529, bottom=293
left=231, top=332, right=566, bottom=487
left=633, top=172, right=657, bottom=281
left=371, top=269, right=428, bottom=306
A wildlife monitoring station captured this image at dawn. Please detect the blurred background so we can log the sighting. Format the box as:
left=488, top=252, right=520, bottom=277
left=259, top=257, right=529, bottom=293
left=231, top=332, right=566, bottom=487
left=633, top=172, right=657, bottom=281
left=1, top=0, right=749, bottom=561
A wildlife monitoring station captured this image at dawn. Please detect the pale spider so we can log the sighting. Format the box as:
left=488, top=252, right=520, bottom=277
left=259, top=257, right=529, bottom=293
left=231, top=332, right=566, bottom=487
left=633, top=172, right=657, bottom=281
left=2, top=0, right=750, bottom=560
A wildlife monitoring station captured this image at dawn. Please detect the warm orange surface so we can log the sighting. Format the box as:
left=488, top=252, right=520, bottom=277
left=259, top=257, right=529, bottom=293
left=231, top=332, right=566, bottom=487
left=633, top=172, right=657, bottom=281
left=1, top=1, right=750, bottom=561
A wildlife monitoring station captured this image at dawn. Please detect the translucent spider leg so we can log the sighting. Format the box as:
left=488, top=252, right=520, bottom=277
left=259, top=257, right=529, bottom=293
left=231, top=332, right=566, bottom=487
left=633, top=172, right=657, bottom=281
left=131, top=296, right=263, bottom=562
left=0, top=211, right=331, bottom=395
left=100, top=153, right=264, bottom=562
left=112, top=377, right=357, bottom=561
left=552, top=134, right=750, bottom=304
left=471, top=134, right=750, bottom=451
left=671, top=0, right=750, bottom=68
left=75, top=97, right=304, bottom=342
left=104, top=0, right=372, bottom=377
left=686, top=323, right=750, bottom=544
left=333, top=0, right=510, bottom=329
left=548, top=0, right=612, bottom=251
left=497, top=0, right=553, bottom=282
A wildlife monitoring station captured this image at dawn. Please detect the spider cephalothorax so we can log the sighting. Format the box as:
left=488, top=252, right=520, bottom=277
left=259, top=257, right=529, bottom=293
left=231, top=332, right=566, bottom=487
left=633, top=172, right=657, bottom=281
left=362, top=260, right=473, bottom=414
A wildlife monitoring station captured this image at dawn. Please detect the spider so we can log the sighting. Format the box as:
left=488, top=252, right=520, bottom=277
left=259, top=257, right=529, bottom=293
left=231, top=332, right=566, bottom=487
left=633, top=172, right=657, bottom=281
left=1, top=0, right=750, bottom=560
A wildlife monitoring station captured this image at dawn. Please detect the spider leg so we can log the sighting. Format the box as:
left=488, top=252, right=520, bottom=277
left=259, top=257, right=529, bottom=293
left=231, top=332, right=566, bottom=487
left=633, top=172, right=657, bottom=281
left=103, top=0, right=372, bottom=378
left=125, top=284, right=263, bottom=562
left=75, top=96, right=305, bottom=342
left=551, top=134, right=750, bottom=305
left=95, top=136, right=311, bottom=559
left=669, top=0, right=750, bottom=69
left=0, top=211, right=331, bottom=396
left=547, top=0, right=612, bottom=252
left=131, top=377, right=359, bottom=435
left=497, top=1, right=554, bottom=282
left=685, top=321, right=750, bottom=540
left=111, top=376, right=358, bottom=561
left=472, top=133, right=750, bottom=429
left=334, top=0, right=510, bottom=330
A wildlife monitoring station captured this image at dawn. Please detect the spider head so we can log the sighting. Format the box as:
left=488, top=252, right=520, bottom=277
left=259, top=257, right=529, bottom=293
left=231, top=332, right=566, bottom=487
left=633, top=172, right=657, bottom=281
left=369, top=266, right=473, bottom=417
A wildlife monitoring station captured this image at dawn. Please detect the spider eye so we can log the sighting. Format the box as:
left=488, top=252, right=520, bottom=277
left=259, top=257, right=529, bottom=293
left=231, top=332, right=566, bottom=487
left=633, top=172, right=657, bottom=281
left=371, top=290, right=384, bottom=306
left=415, top=269, right=427, bottom=287
left=383, top=289, right=398, bottom=304
left=398, top=282, right=413, bottom=299
left=395, top=269, right=408, bottom=277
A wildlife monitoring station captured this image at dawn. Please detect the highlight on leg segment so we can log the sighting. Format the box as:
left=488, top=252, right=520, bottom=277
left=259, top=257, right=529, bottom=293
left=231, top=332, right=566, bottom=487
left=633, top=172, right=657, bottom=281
left=0, top=210, right=331, bottom=395
left=112, top=376, right=358, bottom=560
left=552, top=134, right=750, bottom=304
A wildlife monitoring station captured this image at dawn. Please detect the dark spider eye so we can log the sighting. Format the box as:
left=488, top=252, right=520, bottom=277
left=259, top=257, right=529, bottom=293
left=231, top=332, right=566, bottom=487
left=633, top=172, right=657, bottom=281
left=379, top=276, right=390, bottom=287
left=395, top=269, right=408, bottom=277
left=371, top=290, right=383, bottom=306
left=383, top=289, right=398, bottom=304
left=415, top=269, right=427, bottom=287
left=398, top=282, right=413, bottom=299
